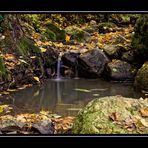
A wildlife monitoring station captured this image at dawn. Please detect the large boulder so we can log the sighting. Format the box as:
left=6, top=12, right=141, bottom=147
left=72, top=95, right=148, bottom=134
left=134, top=62, right=148, bottom=92
left=104, top=60, right=137, bottom=81
left=77, top=49, right=110, bottom=78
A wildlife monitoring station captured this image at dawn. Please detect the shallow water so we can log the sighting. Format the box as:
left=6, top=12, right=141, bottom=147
left=3, top=78, right=143, bottom=116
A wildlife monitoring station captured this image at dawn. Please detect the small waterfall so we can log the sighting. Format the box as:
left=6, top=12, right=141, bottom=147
left=56, top=56, right=61, bottom=80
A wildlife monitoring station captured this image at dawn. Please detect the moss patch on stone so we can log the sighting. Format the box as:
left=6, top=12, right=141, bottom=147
left=72, top=95, right=148, bottom=134
left=134, top=62, right=148, bottom=92
left=46, top=23, right=66, bottom=41
left=16, top=37, right=41, bottom=56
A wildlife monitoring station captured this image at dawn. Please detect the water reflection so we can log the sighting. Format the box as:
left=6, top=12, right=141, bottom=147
left=7, top=78, right=143, bottom=116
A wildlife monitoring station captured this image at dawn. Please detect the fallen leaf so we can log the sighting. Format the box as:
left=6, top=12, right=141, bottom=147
left=74, top=88, right=91, bottom=93
left=33, top=77, right=40, bottom=83
left=65, top=34, right=71, bottom=43
left=140, top=108, right=148, bottom=117
left=19, top=59, right=28, bottom=65
left=109, top=112, right=120, bottom=121
left=40, top=47, right=47, bottom=53
left=7, top=89, right=17, bottom=92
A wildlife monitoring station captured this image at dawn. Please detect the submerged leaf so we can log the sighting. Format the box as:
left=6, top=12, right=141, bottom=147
left=74, top=88, right=91, bottom=93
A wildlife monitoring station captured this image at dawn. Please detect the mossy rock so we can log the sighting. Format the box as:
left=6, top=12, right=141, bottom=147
left=16, top=37, right=41, bottom=56
left=0, top=57, right=8, bottom=79
left=65, top=26, right=91, bottom=42
left=134, top=62, right=148, bottom=92
left=72, top=95, right=148, bottom=134
left=44, top=29, right=56, bottom=41
left=131, top=15, right=148, bottom=64
left=46, top=23, right=66, bottom=41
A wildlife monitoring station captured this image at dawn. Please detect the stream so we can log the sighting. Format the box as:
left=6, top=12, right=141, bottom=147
left=1, top=78, right=143, bottom=117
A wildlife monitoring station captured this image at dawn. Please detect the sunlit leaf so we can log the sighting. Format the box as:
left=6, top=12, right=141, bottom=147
left=0, top=91, right=10, bottom=95
left=33, top=77, right=40, bottom=82
left=65, top=34, right=71, bottom=43
left=40, top=47, right=47, bottom=53
left=140, top=108, right=148, bottom=117
left=7, top=89, right=17, bottom=92
left=18, top=59, right=28, bottom=65
left=30, top=56, right=36, bottom=59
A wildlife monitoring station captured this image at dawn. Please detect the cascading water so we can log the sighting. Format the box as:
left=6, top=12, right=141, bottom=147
left=56, top=56, right=61, bottom=80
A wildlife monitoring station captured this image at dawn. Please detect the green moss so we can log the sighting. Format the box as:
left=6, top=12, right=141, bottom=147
left=0, top=57, right=8, bottom=79
left=72, top=96, right=148, bottom=134
left=46, top=23, right=66, bottom=41
left=45, top=29, right=56, bottom=40
left=131, top=15, right=148, bottom=64
left=72, top=31, right=84, bottom=42
left=16, top=37, right=41, bottom=56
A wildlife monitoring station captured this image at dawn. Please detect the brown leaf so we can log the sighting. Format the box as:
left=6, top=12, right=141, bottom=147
left=140, top=108, right=148, bottom=117
left=109, top=112, right=120, bottom=121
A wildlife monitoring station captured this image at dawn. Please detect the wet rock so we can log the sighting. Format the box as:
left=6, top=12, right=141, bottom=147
left=104, top=60, right=137, bottom=81
left=32, top=119, right=54, bottom=134
left=61, top=52, right=80, bottom=68
left=78, top=49, right=110, bottom=78
left=121, top=50, right=137, bottom=65
left=72, top=95, right=148, bottom=134
left=61, top=52, right=79, bottom=77
left=0, top=115, right=21, bottom=133
left=103, top=44, right=126, bottom=59
left=134, top=62, right=148, bottom=92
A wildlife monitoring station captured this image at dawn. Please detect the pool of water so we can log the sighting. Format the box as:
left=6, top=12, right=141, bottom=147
left=2, top=78, right=143, bottom=116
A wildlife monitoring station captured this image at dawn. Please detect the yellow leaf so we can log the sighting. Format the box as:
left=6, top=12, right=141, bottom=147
left=30, top=56, right=36, bottom=59
left=40, top=47, right=47, bottom=53
left=140, top=108, right=148, bottom=117
left=74, top=88, right=91, bottom=92
left=19, top=59, right=28, bottom=65
left=7, top=89, right=17, bottom=92
left=58, top=43, right=64, bottom=47
left=0, top=107, right=4, bottom=113
left=33, top=76, right=40, bottom=82
left=0, top=91, right=10, bottom=95
left=65, top=34, right=71, bottom=43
